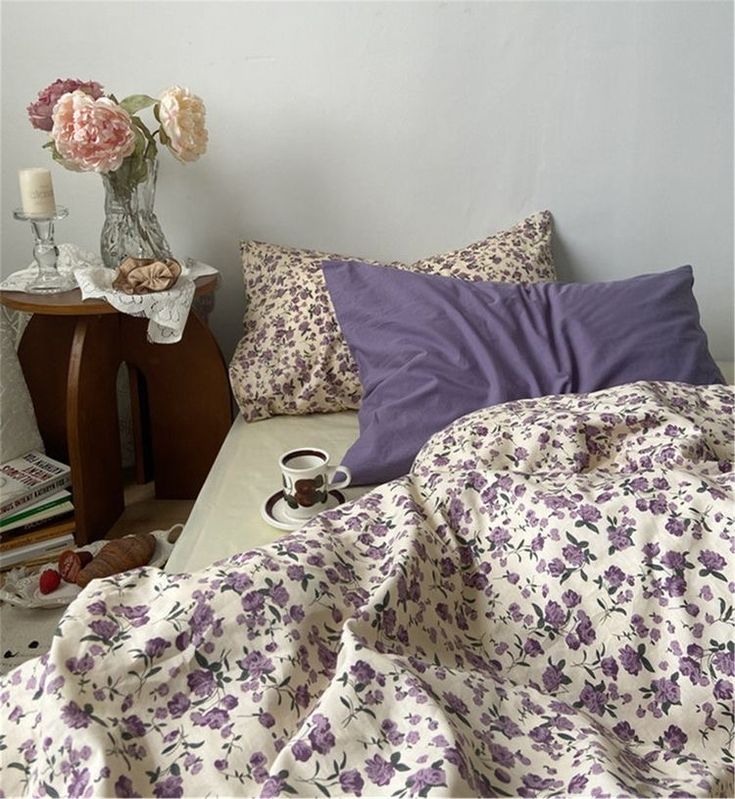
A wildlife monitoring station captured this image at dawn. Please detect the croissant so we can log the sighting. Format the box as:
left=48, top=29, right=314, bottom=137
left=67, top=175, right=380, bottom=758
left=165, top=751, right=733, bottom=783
left=75, top=534, right=156, bottom=587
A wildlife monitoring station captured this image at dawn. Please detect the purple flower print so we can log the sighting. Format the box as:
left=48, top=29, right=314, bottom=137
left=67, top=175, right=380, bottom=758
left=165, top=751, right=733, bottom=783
left=153, top=775, right=183, bottom=798
left=642, top=542, right=660, bottom=561
left=114, top=604, right=149, bottom=626
left=365, top=754, right=395, bottom=786
left=186, top=669, right=215, bottom=698
left=575, top=611, right=596, bottom=644
left=529, top=725, right=552, bottom=743
left=613, top=720, right=637, bottom=742
left=661, top=550, right=687, bottom=571
left=144, top=637, right=170, bottom=659
left=519, top=773, right=558, bottom=796
left=167, top=693, right=190, bottom=718
left=192, top=708, right=229, bottom=730
left=578, top=505, right=601, bottom=523
left=308, top=714, right=335, bottom=754
left=114, top=775, right=141, bottom=797
left=292, top=740, right=311, bottom=761
left=339, top=769, right=365, bottom=795
left=241, top=591, right=265, bottom=612
left=60, top=701, right=91, bottom=729
left=665, top=518, right=685, bottom=536
left=714, top=679, right=733, bottom=700
left=568, top=775, right=589, bottom=794
left=561, top=590, right=581, bottom=608
left=712, top=651, right=734, bottom=677
left=542, top=663, right=564, bottom=692
left=68, top=767, right=90, bottom=797
left=579, top=683, right=606, bottom=716
left=664, top=574, right=687, bottom=597
left=443, top=692, right=469, bottom=715
left=601, top=656, right=619, bottom=679
left=604, top=565, right=625, bottom=587
left=407, top=766, right=445, bottom=794
left=524, top=639, right=543, bottom=657
left=698, top=550, right=726, bottom=572
left=86, top=600, right=107, bottom=616
left=619, top=645, right=642, bottom=676
left=381, top=718, right=405, bottom=745
left=663, top=724, right=688, bottom=753
left=562, top=544, right=585, bottom=567
left=260, top=777, right=285, bottom=798
left=547, top=558, right=566, bottom=577
left=350, top=660, right=376, bottom=684
left=89, top=619, right=119, bottom=639
left=652, top=677, right=681, bottom=705
left=122, top=715, right=146, bottom=737
left=270, top=584, right=290, bottom=607
left=544, top=601, right=566, bottom=628
left=240, top=651, right=275, bottom=678
left=259, top=712, right=275, bottom=728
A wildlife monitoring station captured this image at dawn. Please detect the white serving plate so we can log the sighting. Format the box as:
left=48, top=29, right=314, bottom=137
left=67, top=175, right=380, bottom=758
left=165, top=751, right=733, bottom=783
left=0, top=526, right=181, bottom=609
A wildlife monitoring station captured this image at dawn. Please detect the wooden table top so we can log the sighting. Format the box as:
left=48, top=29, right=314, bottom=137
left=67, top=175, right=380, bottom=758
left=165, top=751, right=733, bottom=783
left=0, top=274, right=218, bottom=316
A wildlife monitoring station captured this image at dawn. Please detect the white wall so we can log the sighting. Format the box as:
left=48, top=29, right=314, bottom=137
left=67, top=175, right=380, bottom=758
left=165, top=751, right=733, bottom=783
left=2, top=1, right=733, bottom=362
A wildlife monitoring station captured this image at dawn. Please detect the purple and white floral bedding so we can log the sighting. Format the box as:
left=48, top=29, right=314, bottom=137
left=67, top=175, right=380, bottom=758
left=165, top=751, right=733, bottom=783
left=1, top=381, right=733, bottom=798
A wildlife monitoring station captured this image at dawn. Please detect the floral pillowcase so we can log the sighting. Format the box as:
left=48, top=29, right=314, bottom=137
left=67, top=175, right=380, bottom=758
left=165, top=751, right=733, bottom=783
left=230, top=210, right=556, bottom=421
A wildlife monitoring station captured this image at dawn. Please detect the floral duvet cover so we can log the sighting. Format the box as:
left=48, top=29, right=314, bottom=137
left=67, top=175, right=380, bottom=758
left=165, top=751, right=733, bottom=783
left=1, top=381, right=733, bottom=798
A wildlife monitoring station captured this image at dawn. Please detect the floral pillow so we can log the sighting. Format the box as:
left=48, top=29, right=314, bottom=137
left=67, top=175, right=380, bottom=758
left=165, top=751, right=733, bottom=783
left=230, top=211, right=556, bottom=421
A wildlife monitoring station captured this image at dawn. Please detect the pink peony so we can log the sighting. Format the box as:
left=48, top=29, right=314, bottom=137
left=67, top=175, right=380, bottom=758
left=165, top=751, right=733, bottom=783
left=51, top=91, right=136, bottom=173
left=158, top=86, right=208, bottom=163
left=27, top=78, right=104, bottom=132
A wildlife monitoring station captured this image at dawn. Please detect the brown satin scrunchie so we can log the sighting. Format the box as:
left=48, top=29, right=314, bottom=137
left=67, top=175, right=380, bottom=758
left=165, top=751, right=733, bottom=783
left=112, top=256, right=182, bottom=294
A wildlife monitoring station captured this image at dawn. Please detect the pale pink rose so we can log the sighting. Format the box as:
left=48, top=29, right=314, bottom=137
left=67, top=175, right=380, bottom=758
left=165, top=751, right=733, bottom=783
left=51, top=91, right=136, bottom=173
left=158, top=86, right=208, bottom=163
left=28, top=78, right=104, bottom=132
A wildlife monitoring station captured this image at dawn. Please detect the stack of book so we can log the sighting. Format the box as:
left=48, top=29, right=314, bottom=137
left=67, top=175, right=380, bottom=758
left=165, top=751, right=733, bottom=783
left=0, top=450, right=75, bottom=570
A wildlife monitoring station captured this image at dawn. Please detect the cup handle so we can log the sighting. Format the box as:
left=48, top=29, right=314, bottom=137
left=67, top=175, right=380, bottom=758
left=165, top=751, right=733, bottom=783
left=328, top=465, right=352, bottom=490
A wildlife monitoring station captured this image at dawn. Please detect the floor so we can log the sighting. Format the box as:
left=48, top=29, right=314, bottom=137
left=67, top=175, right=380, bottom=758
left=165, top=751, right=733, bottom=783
left=0, top=477, right=194, bottom=677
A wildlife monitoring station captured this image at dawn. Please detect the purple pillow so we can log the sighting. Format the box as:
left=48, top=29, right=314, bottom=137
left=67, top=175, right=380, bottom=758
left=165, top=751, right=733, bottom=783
left=323, top=262, right=724, bottom=485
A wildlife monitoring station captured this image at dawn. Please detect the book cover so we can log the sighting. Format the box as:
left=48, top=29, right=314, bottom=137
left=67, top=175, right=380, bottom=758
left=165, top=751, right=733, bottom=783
left=0, top=490, right=72, bottom=528
left=0, top=516, right=76, bottom=553
left=0, top=502, right=75, bottom=536
left=0, top=451, right=71, bottom=519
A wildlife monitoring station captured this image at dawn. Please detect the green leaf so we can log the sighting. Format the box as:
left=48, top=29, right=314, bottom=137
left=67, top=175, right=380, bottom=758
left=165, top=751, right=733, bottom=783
left=120, top=94, right=157, bottom=115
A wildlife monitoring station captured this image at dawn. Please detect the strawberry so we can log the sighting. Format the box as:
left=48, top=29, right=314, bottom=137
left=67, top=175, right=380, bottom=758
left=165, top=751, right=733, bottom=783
left=39, top=568, right=61, bottom=594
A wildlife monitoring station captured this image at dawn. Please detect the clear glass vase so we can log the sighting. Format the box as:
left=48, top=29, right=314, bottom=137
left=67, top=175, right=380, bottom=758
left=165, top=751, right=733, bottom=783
left=100, top=158, right=172, bottom=269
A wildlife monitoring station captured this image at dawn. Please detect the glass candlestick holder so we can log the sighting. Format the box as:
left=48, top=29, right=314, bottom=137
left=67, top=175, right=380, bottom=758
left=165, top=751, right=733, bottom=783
left=12, top=207, right=76, bottom=293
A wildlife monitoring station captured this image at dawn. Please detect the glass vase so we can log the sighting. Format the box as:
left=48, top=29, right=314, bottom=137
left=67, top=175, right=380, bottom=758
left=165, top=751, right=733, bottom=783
left=100, top=158, right=172, bottom=269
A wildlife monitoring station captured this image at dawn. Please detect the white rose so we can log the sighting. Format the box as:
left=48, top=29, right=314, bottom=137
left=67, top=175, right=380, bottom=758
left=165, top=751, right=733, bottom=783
left=158, top=86, right=208, bottom=163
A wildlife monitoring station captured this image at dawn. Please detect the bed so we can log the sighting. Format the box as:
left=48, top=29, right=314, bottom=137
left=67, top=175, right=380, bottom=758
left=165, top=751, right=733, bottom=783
left=1, top=217, right=733, bottom=798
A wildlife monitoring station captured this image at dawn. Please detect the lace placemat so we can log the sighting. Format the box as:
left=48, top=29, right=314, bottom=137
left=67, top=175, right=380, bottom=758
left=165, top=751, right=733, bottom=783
left=0, top=244, right=218, bottom=343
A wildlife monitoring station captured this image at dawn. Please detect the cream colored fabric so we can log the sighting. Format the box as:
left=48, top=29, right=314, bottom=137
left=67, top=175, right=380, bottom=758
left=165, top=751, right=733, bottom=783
left=166, top=411, right=368, bottom=573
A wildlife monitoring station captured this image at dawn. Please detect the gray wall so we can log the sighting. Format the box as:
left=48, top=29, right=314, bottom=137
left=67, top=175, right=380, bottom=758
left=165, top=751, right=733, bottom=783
left=2, top=1, right=733, bottom=362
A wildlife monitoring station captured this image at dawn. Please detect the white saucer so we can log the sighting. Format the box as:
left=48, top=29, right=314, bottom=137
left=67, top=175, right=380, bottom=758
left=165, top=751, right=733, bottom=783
left=260, top=489, right=346, bottom=531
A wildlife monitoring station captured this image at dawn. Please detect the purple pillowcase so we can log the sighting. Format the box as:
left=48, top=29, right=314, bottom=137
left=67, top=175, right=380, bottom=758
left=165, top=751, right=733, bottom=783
left=323, top=262, right=724, bottom=485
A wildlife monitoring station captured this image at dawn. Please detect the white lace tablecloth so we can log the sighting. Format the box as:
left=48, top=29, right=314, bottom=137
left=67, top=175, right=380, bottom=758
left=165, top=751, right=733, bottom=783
left=0, top=244, right=218, bottom=343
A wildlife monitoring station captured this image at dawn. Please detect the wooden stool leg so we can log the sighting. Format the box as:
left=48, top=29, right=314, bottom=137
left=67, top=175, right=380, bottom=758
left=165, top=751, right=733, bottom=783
left=17, top=315, right=77, bottom=464
left=121, top=313, right=232, bottom=499
left=67, top=315, right=125, bottom=545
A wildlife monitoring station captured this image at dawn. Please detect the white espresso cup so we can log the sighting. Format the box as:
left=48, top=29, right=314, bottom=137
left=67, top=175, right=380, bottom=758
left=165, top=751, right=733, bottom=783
left=279, top=447, right=352, bottom=520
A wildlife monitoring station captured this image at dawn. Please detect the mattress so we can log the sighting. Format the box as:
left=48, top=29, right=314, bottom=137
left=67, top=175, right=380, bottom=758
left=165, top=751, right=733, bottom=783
left=167, top=362, right=734, bottom=574
left=165, top=410, right=370, bottom=572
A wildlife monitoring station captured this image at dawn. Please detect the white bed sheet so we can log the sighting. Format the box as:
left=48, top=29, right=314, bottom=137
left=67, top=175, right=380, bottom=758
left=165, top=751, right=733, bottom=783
left=166, top=411, right=369, bottom=573
left=167, top=363, right=734, bottom=574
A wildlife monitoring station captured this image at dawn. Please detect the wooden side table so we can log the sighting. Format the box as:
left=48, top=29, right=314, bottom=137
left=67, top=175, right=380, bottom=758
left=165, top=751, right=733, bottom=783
left=0, top=276, right=232, bottom=545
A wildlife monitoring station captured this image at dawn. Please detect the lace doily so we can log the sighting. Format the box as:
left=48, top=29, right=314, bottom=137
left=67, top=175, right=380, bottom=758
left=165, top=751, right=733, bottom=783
left=0, top=244, right=219, bottom=344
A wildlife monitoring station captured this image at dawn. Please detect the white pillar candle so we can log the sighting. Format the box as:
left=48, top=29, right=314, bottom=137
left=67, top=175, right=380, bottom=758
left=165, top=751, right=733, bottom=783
left=18, top=168, right=56, bottom=216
